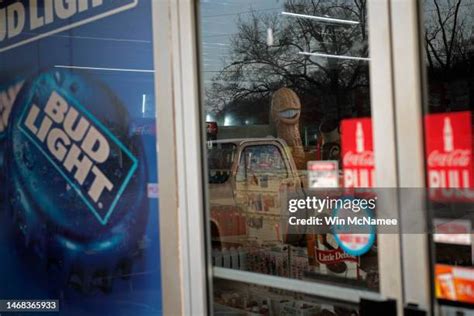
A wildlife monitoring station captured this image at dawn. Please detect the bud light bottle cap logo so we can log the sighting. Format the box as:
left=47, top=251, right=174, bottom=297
left=6, top=69, right=148, bottom=254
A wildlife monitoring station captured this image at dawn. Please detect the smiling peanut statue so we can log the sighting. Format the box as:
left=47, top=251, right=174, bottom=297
left=271, top=87, right=306, bottom=169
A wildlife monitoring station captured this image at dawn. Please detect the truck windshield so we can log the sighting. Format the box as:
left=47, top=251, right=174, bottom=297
left=207, top=143, right=236, bottom=183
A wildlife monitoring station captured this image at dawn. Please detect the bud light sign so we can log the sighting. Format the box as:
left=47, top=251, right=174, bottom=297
left=20, top=87, right=137, bottom=225
left=341, top=118, right=375, bottom=188
left=425, top=112, right=472, bottom=189
left=0, top=0, right=162, bottom=314
left=0, top=0, right=138, bottom=53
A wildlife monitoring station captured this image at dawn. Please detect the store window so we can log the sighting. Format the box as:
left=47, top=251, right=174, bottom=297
left=198, top=0, right=379, bottom=313
left=421, top=0, right=474, bottom=312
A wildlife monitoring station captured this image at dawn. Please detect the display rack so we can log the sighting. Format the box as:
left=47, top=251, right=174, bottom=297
left=214, top=267, right=382, bottom=304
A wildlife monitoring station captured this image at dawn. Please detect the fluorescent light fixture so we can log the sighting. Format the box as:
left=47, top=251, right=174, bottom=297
left=282, top=11, right=359, bottom=25
left=54, top=65, right=155, bottom=73
left=299, top=51, right=370, bottom=61
left=142, top=94, right=147, bottom=115
left=267, top=27, right=274, bottom=46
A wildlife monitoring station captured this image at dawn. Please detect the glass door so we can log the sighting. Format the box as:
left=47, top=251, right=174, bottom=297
left=193, top=0, right=404, bottom=314
left=385, top=1, right=474, bottom=315
left=419, top=0, right=474, bottom=314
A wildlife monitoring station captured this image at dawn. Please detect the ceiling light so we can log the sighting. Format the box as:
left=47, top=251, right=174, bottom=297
left=299, top=51, right=370, bottom=61
left=282, top=12, right=359, bottom=25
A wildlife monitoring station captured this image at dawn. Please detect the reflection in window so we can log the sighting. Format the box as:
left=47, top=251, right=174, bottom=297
left=237, top=145, right=288, bottom=182
left=422, top=0, right=474, bottom=309
left=208, top=143, right=237, bottom=184
left=200, top=0, right=379, bottom=304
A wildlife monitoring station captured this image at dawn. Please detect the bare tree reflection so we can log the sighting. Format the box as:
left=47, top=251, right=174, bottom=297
left=424, top=0, right=474, bottom=112
left=205, top=0, right=370, bottom=126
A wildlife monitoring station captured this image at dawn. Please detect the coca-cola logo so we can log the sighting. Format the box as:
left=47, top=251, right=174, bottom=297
left=343, top=151, right=374, bottom=167
left=428, top=149, right=470, bottom=167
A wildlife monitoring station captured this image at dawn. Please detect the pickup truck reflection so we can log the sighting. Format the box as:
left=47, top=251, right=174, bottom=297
left=208, top=138, right=304, bottom=248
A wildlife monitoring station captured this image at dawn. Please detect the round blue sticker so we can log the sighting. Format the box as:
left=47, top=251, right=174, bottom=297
left=331, top=197, right=376, bottom=256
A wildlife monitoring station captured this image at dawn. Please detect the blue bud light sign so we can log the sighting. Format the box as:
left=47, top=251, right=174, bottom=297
left=21, top=88, right=137, bottom=225
left=0, top=1, right=162, bottom=315
left=0, top=0, right=138, bottom=52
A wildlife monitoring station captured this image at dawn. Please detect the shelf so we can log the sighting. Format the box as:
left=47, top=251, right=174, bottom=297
left=213, top=267, right=383, bottom=304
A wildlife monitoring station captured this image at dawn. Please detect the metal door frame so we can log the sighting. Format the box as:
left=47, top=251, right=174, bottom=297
left=152, top=1, right=209, bottom=315
left=390, top=0, right=433, bottom=314
left=151, top=0, right=430, bottom=315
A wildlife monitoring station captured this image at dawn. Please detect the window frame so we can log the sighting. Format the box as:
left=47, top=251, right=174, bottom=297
left=158, top=0, right=424, bottom=315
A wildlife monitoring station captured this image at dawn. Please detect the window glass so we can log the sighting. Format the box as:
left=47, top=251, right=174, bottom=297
left=198, top=0, right=380, bottom=304
left=237, top=145, right=288, bottom=181
left=209, top=143, right=237, bottom=183
left=421, top=0, right=474, bottom=309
